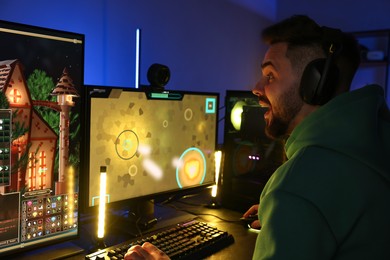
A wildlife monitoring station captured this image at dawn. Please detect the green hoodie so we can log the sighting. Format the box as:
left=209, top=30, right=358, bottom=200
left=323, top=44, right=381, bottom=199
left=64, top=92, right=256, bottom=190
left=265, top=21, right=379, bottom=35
left=252, top=85, right=390, bottom=260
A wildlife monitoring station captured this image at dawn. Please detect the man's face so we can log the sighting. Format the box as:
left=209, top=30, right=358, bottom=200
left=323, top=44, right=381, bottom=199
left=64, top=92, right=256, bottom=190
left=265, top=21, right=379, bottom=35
left=253, top=42, right=304, bottom=139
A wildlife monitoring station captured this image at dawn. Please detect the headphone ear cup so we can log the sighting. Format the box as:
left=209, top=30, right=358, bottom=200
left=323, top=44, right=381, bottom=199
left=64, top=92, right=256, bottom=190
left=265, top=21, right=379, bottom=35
left=300, top=58, right=339, bottom=105
left=300, top=59, right=324, bottom=104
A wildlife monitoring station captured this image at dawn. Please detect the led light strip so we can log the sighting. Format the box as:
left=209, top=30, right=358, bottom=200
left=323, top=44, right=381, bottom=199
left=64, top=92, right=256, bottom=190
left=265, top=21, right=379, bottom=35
left=0, top=27, right=83, bottom=44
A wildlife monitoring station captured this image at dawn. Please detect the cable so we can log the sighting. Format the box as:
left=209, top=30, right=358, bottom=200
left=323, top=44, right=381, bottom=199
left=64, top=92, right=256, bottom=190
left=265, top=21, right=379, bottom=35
left=156, top=201, right=242, bottom=224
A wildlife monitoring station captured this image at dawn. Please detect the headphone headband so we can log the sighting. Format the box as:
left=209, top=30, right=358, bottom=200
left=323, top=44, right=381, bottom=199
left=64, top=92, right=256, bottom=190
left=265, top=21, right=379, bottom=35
left=321, top=26, right=343, bottom=56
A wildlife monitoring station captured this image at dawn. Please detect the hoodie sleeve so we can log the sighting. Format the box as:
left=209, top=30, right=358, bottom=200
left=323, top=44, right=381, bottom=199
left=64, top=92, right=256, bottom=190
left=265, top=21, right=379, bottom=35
left=252, top=190, right=337, bottom=260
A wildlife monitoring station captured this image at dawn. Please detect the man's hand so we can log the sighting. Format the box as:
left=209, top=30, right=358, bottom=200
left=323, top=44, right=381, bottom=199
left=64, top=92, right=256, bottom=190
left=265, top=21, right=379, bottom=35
left=243, top=204, right=261, bottom=229
left=124, top=242, right=170, bottom=260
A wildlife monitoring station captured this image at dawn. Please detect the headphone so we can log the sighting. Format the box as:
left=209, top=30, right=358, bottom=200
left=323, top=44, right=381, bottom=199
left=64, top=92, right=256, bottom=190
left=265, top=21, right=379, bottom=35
left=299, top=27, right=343, bottom=105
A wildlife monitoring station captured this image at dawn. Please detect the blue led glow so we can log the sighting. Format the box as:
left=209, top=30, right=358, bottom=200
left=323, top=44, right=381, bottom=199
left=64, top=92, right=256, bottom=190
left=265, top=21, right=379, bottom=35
left=205, top=98, right=216, bottom=114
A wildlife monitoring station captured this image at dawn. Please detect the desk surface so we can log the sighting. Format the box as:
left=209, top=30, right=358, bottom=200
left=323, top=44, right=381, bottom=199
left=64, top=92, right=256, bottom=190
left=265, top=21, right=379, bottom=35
left=10, top=192, right=258, bottom=259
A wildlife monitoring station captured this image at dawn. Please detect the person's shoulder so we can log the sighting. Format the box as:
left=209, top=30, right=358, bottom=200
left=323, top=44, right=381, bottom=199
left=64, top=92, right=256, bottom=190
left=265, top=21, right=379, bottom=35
left=277, top=145, right=361, bottom=185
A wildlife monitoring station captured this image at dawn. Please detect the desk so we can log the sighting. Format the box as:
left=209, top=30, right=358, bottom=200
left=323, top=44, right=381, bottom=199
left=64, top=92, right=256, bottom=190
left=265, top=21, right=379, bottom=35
left=10, top=191, right=258, bottom=259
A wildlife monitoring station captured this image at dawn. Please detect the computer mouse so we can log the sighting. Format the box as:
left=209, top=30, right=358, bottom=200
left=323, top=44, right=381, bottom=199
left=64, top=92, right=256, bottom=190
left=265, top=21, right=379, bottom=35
left=240, top=214, right=258, bottom=226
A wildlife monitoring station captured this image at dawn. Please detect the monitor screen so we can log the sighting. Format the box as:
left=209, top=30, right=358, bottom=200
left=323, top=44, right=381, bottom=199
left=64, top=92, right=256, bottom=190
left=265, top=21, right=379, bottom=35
left=0, top=20, right=84, bottom=256
left=82, top=86, right=219, bottom=211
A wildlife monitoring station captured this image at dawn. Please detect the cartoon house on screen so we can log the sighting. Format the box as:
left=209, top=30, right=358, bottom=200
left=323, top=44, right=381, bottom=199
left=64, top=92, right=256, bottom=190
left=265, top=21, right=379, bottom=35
left=0, top=59, right=78, bottom=195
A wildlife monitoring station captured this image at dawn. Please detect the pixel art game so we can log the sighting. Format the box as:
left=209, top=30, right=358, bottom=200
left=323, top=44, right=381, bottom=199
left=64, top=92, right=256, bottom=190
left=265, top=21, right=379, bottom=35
left=87, top=88, right=218, bottom=207
left=0, top=21, right=83, bottom=255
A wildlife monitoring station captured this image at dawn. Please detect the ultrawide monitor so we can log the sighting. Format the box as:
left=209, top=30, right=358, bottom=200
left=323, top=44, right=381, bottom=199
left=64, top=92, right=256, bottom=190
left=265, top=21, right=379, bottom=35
left=0, top=20, right=84, bottom=257
left=82, top=86, right=219, bottom=212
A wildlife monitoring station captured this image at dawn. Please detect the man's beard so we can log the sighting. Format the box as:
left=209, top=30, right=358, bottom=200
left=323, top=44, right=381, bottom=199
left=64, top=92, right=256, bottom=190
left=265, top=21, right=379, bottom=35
left=265, top=85, right=303, bottom=139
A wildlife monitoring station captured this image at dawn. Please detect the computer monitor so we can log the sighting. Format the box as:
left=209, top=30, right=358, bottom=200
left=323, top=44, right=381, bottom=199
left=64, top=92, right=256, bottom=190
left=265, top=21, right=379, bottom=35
left=81, top=85, right=219, bottom=228
left=0, top=20, right=84, bottom=257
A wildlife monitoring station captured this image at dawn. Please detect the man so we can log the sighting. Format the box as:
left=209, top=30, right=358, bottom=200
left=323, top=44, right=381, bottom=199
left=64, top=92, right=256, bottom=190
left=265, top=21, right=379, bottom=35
left=243, top=15, right=390, bottom=259
left=125, top=15, right=390, bottom=259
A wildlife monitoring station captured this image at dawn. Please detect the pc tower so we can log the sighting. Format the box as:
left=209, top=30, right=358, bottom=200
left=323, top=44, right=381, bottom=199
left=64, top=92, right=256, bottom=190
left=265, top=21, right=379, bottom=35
left=221, top=90, right=285, bottom=212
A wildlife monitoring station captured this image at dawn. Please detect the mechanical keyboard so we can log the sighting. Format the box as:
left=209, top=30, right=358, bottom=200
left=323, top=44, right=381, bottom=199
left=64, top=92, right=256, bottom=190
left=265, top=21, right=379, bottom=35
left=85, top=219, right=234, bottom=259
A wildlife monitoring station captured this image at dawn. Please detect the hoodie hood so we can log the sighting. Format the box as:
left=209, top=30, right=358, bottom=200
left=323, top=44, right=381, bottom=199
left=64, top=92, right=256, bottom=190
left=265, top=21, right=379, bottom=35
left=285, top=84, right=390, bottom=182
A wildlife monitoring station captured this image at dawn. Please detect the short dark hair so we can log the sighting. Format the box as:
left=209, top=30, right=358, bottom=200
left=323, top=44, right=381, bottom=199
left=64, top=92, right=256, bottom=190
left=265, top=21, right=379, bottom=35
left=262, top=15, right=361, bottom=93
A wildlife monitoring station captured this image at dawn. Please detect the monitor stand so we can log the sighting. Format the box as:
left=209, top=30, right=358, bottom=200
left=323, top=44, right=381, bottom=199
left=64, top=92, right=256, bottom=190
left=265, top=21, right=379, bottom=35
left=108, top=199, right=158, bottom=237
left=109, top=199, right=196, bottom=237
left=124, top=199, right=157, bottom=230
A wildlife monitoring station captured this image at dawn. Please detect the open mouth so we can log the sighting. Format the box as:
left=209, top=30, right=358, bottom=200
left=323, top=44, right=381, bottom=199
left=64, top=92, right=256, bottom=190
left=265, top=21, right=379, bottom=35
left=259, top=100, right=270, bottom=109
left=258, top=98, right=271, bottom=123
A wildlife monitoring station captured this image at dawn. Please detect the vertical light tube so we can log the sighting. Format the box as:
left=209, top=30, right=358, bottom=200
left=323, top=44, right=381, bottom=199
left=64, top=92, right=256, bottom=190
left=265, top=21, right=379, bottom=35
left=97, top=166, right=107, bottom=239
left=67, top=166, right=75, bottom=227
left=211, top=151, right=222, bottom=198
left=135, top=28, right=141, bottom=89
